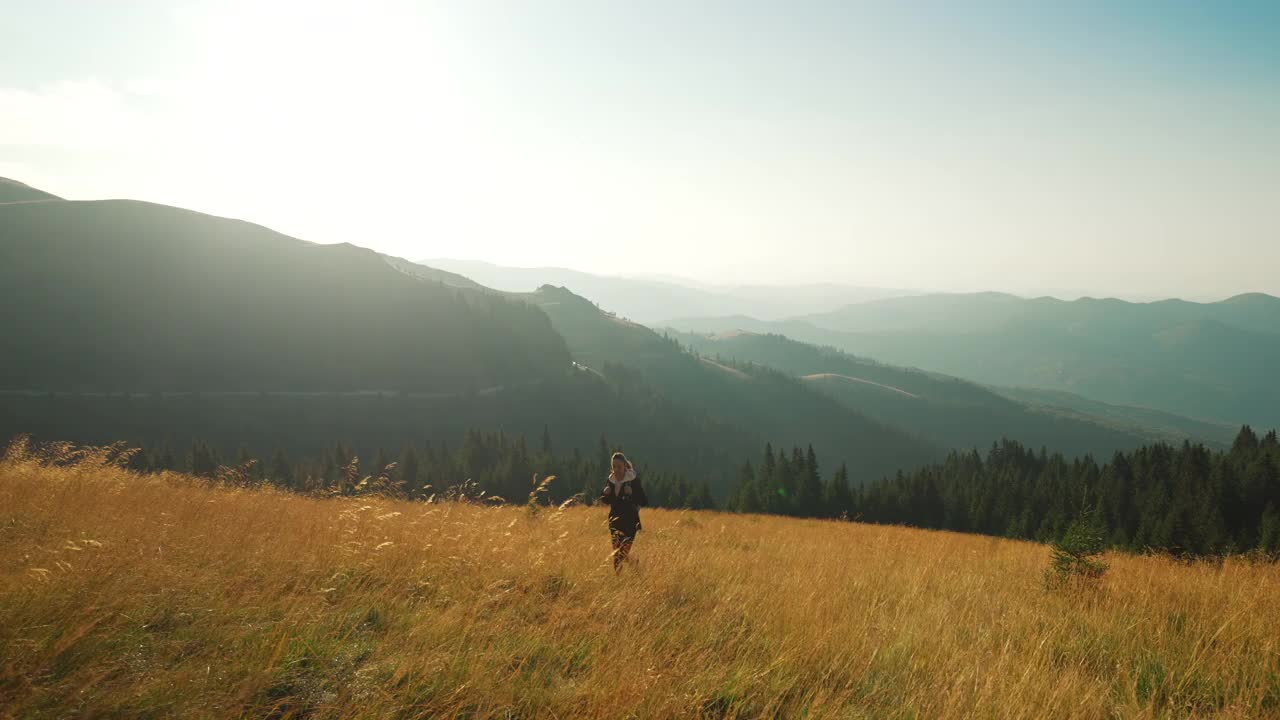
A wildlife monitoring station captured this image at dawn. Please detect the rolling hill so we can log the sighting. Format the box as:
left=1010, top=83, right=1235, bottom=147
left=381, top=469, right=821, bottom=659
left=0, top=176, right=62, bottom=203
left=670, top=292, right=1280, bottom=430
left=989, top=385, right=1236, bottom=447
left=9, top=177, right=1243, bottom=493
left=801, top=291, right=1280, bottom=337
left=523, top=286, right=942, bottom=483
left=664, top=330, right=1234, bottom=456
left=0, top=198, right=569, bottom=393
left=0, top=190, right=708, bottom=480
left=0, top=180, right=941, bottom=492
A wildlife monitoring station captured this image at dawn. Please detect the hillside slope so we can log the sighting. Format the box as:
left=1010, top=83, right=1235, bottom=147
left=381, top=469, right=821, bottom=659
left=0, top=192, right=742, bottom=488
left=0, top=183, right=937, bottom=494
left=801, top=291, right=1280, bottom=337
left=666, top=330, right=1227, bottom=456
left=1, top=195, right=800, bottom=494
left=0, top=199, right=568, bottom=392
left=671, top=293, right=1280, bottom=429
left=0, top=176, right=62, bottom=202
left=4, top=450, right=1277, bottom=719
left=991, top=385, right=1236, bottom=447
left=526, top=286, right=942, bottom=483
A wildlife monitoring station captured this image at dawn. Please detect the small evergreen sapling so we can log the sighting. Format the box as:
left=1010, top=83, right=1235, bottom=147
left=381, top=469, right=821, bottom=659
left=1046, top=508, right=1108, bottom=587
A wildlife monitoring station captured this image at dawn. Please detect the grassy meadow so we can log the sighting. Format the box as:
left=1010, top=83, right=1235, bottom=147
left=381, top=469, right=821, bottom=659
left=2, top=443, right=1279, bottom=719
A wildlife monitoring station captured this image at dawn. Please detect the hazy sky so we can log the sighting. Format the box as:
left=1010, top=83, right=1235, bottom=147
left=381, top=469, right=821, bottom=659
left=2, top=1, right=1277, bottom=300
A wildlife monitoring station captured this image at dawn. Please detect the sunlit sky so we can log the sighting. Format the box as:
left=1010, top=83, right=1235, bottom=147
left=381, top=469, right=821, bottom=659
left=2, top=1, right=1278, bottom=299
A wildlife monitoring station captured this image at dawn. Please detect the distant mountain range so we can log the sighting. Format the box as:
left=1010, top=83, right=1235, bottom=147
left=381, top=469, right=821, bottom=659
left=665, top=329, right=1237, bottom=453
left=3, top=176, right=1249, bottom=494
left=522, top=285, right=938, bottom=482
left=798, top=291, right=1280, bottom=337
left=422, top=258, right=913, bottom=323
left=0, top=179, right=932, bottom=489
left=668, top=292, right=1280, bottom=430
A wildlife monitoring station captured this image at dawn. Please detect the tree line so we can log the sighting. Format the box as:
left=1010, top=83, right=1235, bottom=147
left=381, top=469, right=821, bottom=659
left=126, top=428, right=715, bottom=511
left=727, top=426, right=1280, bottom=556
left=119, top=424, right=1280, bottom=556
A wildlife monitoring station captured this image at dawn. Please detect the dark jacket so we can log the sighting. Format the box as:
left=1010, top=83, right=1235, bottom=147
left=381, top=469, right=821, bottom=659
left=600, top=470, right=647, bottom=538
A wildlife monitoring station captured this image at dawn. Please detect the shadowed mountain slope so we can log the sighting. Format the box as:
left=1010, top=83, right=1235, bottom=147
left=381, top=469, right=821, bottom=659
left=1, top=199, right=567, bottom=392
left=670, top=292, right=1280, bottom=429
left=1, top=183, right=942, bottom=492
left=664, top=330, right=1234, bottom=456
left=523, top=286, right=943, bottom=483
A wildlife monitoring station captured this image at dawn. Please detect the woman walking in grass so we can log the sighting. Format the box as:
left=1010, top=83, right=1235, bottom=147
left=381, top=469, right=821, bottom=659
left=600, top=451, right=647, bottom=572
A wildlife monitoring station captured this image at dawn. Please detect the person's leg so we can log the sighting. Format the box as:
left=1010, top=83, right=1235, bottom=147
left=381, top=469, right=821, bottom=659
left=611, top=531, right=625, bottom=572
left=612, top=534, right=637, bottom=573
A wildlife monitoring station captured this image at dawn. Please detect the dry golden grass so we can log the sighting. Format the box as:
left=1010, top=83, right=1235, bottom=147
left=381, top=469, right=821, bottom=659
left=2, top=444, right=1279, bottom=719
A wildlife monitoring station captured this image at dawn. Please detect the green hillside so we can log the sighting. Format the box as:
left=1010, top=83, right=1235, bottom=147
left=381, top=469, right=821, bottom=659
left=671, top=293, right=1280, bottom=429
left=0, top=199, right=568, bottom=392
left=525, top=286, right=943, bottom=483
left=801, top=292, right=1280, bottom=338
left=665, top=330, right=1224, bottom=457
left=988, top=386, right=1236, bottom=447
left=0, top=195, right=769, bottom=493
left=15, top=178, right=1234, bottom=493
left=0, top=186, right=944, bottom=494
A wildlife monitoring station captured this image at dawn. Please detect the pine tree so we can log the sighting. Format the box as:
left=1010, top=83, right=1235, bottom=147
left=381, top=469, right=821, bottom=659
left=735, top=461, right=762, bottom=513
left=374, top=447, right=392, bottom=476
left=759, top=443, right=784, bottom=514
left=157, top=444, right=176, bottom=472
left=797, top=444, right=824, bottom=517
left=775, top=449, right=796, bottom=515
left=321, top=453, right=337, bottom=487
left=399, top=446, right=421, bottom=496
left=1046, top=507, right=1107, bottom=587
left=825, top=462, right=853, bottom=519
left=580, top=449, right=599, bottom=506
left=188, top=441, right=218, bottom=478
left=126, top=444, right=151, bottom=473
left=688, top=481, right=715, bottom=510
left=1232, top=425, right=1260, bottom=458
left=1260, top=503, right=1280, bottom=555
left=269, top=448, right=294, bottom=488
left=333, top=443, right=351, bottom=471
left=598, top=434, right=611, bottom=478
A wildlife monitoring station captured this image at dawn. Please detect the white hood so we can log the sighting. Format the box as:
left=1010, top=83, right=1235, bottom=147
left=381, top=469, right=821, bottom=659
left=608, top=467, right=637, bottom=492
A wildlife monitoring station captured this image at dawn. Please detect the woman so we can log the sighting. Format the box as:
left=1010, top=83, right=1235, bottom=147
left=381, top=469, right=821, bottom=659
left=600, top=451, right=647, bottom=572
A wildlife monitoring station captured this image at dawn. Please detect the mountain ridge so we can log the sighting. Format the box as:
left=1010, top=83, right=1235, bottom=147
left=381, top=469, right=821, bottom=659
left=0, top=176, right=64, bottom=203
left=0, top=180, right=942, bottom=492
left=423, top=257, right=914, bottom=323
left=668, top=291, right=1280, bottom=429
left=665, top=329, right=1235, bottom=455
left=2, top=176, right=1246, bottom=490
left=798, top=291, right=1280, bottom=336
